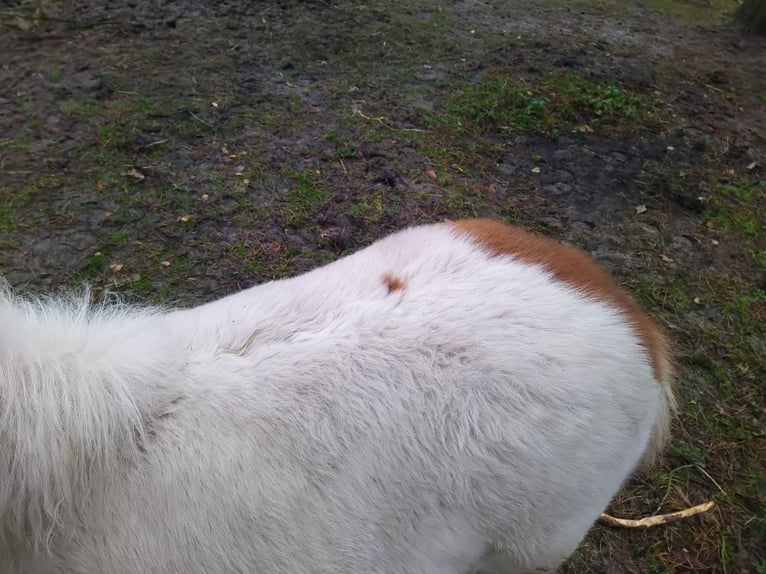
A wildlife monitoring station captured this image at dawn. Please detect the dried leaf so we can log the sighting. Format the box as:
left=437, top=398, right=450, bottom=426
left=11, top=16, right=34, bottom=31
left=426, top=168, right=437, bottom=180
left=96, top=180, right=107, bottom=190
left=746, top=162, right=756, bottom=170
left=635, top=204, right=648, bottom=214
left=109, top=263, right=124, bottom=272
left=661, top=254, right=673, bottom=263
left=125, top=168, right=145, bottom=181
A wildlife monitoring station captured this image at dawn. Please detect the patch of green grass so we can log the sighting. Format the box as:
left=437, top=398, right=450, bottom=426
left=742, top=217, right=760, bottom=236
left=153, top=282, right=174, bottom=303
left=722, top=289, right=766, bottom=335
left=225, top=240, right=264, bottom=275
left=80, top=250, right=108, bottom=280
left=130, top=275, right=154, bottom=297
left=678, top=269, right=766, bottom=461
left=413, top=134, right=502, bottom=185
left=95, top=121, right=154, bottom=156
left=587, top=83, right=641, bottom=117
left=0, top=203, right=14, bottom=233
left=629, top=277, right=693, bottom=313
left=718, top=183, right=751, bottom=200
left=443, top=80, right=552, bottom=134
left=706, top=182, right=762, bottom=238
left=336, top=146, right=358, bottom=159
left=653, top=310, right=764, bottom=569
left=673, top=441, right=709, bottom=465
left=644, top=0, right=738, bottom=25
left=345, top=190, right=385, bottom=221
left=440, top=72, right=647, bottom=137
left=0, top=138, right=31, bottom=152
left=0, top=182, right=44, bottom=232
left=444, top=186, right=481, bottom=216
left=280, top=169, right=329, bottom=225
left=104, top=230, right=131, bottom=247
left=59, top=99, right=102, bottom=119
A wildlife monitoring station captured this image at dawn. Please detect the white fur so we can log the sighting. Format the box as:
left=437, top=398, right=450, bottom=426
left=0, top=222, right=673, bottom=574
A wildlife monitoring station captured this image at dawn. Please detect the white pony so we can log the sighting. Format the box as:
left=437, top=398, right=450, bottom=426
left=0, top=219, right=674, bottom=574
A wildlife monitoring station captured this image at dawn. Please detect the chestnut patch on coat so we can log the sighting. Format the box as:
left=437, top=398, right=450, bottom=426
left=382, top=273, right=405, bottom=294
left=450, top=218, right=670, bottom=380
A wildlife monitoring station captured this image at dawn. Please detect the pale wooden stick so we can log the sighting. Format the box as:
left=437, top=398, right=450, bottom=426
left=599, top=501, right=715, bottom=528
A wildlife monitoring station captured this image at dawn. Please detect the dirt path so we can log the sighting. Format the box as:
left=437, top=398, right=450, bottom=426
left=1, top=1, right=765, bottom=572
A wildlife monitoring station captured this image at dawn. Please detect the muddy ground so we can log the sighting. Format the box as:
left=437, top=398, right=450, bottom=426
left=1, top=0, right=765, bottom=572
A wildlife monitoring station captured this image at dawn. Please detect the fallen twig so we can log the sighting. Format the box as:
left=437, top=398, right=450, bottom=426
left=600, top=501, right=715, bottom=528
left=350, top=104, right=424, bottom=133
left=188, top=111, right=214, bottom=129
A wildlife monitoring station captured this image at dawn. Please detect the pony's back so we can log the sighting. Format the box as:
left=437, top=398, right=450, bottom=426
left=0, top=220, right=674, bottom=574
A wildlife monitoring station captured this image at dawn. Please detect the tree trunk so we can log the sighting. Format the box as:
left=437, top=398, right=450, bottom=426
left=734, top=0, right=766, bottom=35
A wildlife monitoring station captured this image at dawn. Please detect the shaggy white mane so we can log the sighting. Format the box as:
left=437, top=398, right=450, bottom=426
left=0, top=286, right=172, bottom=549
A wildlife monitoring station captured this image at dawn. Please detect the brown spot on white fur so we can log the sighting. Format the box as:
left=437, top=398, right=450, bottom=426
left=450, top=219, right=671, bottom=382
left=382, top=273, right=405, bottom=294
